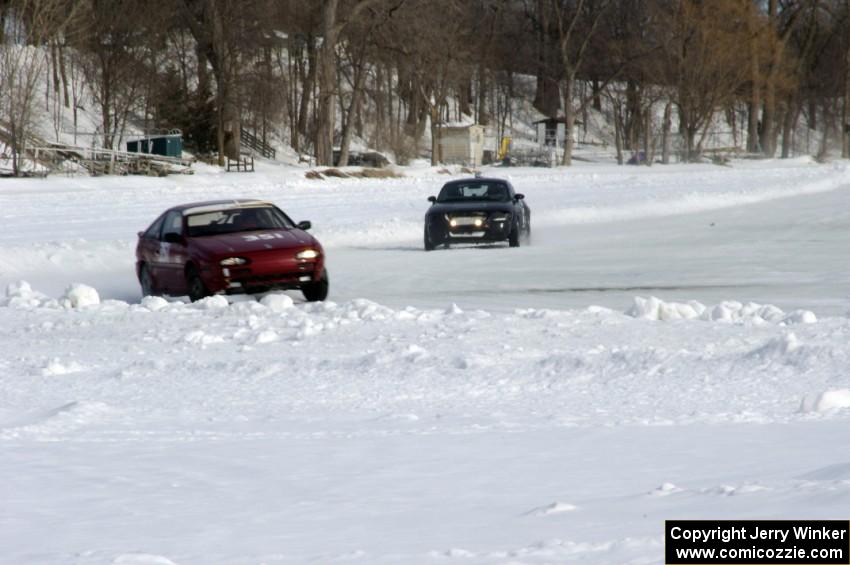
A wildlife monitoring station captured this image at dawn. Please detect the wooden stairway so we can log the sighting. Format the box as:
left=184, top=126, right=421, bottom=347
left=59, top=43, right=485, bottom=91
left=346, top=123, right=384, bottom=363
left=241, top=130, right=276, bottom=160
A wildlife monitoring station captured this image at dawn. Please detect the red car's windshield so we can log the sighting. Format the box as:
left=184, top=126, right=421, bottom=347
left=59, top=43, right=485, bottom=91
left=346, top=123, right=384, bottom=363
left=186, top=206, right=295, bottom=237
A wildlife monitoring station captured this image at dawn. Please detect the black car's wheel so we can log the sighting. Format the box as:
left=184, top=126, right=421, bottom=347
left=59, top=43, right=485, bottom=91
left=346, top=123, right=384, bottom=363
left=424, top=227, right=436, bottom=251
left=509, top=222, right=521, bottom=247
left=302, top=269, right=329, bottom=302
left=139, top=264, right=159, bottom=297
left=186, top=265, right=210, bottom=302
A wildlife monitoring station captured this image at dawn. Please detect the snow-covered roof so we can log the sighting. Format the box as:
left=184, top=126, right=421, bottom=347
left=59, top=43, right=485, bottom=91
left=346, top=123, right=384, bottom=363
left=441, top=116, right=478, bottom=129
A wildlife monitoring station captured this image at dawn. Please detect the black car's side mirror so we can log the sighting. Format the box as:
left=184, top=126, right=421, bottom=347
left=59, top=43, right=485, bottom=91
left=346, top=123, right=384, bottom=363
left=514, top=193, right=525, bottom=200
left=428, top=196, right=437, bottom=203
left=163, top=232, right=184, bottom=244
left=297, top=220, right=312, bottom=231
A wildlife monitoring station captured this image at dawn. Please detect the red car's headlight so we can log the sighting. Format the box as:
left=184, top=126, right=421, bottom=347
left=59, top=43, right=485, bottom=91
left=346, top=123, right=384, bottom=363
left=296, top=249, right=320, bottom=260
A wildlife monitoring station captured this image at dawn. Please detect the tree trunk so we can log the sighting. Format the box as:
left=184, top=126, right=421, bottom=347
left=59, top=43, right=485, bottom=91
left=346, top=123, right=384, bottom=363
left=747, top=4, right=761, bottom=153
left=661, top=102, right=672, bottom=164
left=214, top=4, right=239, bottom=162
left=818, top=99, right=832, bottom=160
left=287, top=38, right=299, bottom=152
left=781, top=96, right=800, bottom=158
left=614, top=101, right=623, bottom=165
left=50, top=41, right=60, bottom=103
left=643, top=104, right=653, bottom=166
left=762, top=0, right=780, bottom=157
left=477, top=67, right=489, bottom=126
left=100, top=86, right=113, bottom=147
left=726, top=106, right=737, bottom=148
left=430, top=105, right=441, bottom=166
left=685, top=126, right=697, bottom=161
left=10, top=122, right=18, bottom=177
left=843, top=0, right=850, bottom=158
left=458, top=78, right=471, bottom=118
left=387, top=63, right=395, bottom=148
left=296, top=35, right=317, bottom=153
left=58, top=42, right=69, bottom=108
left=196, top=41, right=209, bottom=104
left=337, top=56, right=368, bottom=167
left=374, top=66, right=386, bottom=149
left=315, top=0, right=340, bottom=166
left=561, top=76, right=574, bottom=166
left=221, top=84, right=240, bottom=161
left=763, top=76, right=778, bottom=156
left=625, top=80, right=641, bottom=151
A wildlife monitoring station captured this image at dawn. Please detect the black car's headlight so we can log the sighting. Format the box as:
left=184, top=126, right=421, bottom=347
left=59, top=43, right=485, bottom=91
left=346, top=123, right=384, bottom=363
left=490, top=213, right=510, bottom=222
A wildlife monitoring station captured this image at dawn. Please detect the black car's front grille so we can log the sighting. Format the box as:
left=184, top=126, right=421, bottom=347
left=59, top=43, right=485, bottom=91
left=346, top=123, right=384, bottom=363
left=445, top=210, right=511, bottom=230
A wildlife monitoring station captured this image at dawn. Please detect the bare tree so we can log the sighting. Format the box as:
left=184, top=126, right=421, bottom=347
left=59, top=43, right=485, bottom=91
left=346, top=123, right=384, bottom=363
left=548, top=0, right=612, bottom=165
left=314, top=0, right=386, bottom=166
left=181, top=0, right=268, bottom=164
left=746, top=2, right=769, bottom=153
left=0, top=0, right=80, bottom=175
left=76, top=0, right=158, bottom=149
left=759, top=0, right=809, bottom=157
left=654, top=0, right=752, bottom=161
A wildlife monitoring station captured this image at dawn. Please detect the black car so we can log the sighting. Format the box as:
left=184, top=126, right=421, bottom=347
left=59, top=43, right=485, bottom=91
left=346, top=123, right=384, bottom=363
left=424, top=177, right=531, bottom=250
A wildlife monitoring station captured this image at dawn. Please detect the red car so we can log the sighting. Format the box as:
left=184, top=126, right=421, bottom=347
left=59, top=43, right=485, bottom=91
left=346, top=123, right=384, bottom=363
left=135, top=199, right=328, bottom=302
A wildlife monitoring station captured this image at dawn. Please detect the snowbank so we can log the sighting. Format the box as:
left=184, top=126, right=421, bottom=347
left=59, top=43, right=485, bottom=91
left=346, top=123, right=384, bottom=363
left=60, top=283, right=100, bottom=309
left=2, top=280, right=104, bottom=310
left=1, top=280, right=53, bottom=309
left=627, top=296, right=816, bottom=325
left=800, top=389, right=850, bottom=413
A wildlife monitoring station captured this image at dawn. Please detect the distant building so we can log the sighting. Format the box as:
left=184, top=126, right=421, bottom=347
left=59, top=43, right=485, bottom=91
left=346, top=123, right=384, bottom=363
left=127, top=130, right=183, bottom=158
left=437, top=124, right=485, bottom=166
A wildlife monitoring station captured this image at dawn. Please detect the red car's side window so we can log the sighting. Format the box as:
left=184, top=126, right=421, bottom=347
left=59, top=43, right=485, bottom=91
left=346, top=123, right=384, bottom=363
left=143, top=215, right=166, bottom=239
left=161, top=211, right=184, bottom=241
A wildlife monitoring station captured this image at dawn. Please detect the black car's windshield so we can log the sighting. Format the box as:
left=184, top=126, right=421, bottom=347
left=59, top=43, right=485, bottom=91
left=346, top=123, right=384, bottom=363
left=437, top=181, right=510, bottom=203
left=186, top=206, right=295, bottom=237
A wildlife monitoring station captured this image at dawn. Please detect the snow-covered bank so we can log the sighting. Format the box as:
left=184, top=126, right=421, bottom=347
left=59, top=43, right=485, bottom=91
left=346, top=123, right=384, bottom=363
left=3, top=283, right=850, bottom=564
left=1, top=282, right=848, bottom=431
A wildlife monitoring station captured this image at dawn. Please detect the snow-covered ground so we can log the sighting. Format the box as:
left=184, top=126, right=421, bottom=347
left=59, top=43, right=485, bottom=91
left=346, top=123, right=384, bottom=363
left=2, top=158, right=850, bottom=564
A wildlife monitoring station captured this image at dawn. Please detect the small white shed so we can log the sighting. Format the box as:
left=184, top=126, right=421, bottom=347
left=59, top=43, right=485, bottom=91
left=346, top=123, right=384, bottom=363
left=534, top=117, right=580, bottom=148
left=437, top=124, right=485, bottom=166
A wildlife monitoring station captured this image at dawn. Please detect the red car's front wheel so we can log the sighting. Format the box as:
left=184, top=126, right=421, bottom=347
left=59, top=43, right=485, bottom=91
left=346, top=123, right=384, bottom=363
left=186, top=265, right=211, bottom=302
left=302, top=270, right=329, bottom=302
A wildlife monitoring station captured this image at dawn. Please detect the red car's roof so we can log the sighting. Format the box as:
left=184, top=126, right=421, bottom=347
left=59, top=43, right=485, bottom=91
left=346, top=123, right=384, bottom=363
left=166, top=199, right=274, bottom=216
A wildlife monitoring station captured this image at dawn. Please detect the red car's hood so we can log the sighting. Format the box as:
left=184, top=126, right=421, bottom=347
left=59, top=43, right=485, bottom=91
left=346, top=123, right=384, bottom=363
left=189, top=229, right=317, bottom=256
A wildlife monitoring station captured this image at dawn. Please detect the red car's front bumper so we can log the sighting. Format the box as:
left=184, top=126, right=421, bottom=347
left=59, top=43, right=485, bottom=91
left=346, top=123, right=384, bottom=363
left=199, top=249, right=325, bottom=294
